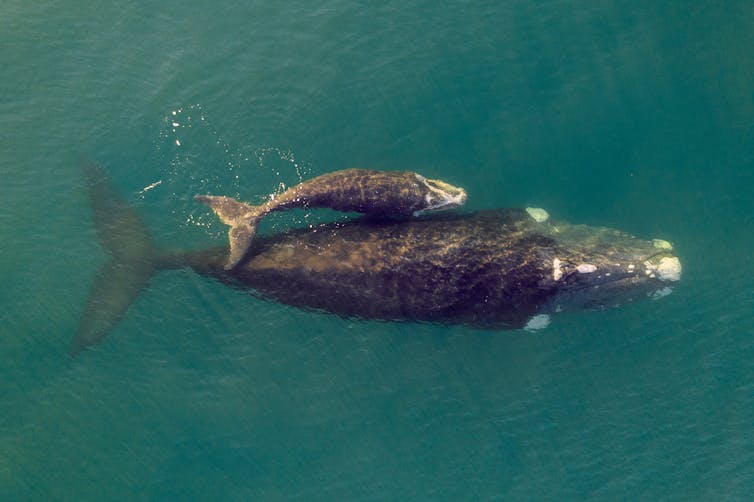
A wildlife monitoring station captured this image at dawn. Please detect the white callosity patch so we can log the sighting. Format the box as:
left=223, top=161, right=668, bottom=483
left=657, top=256, right=682, bottom=282
left=553, top=258, right=563, bottom=281
left=526, top=207, right=549, bottom=222
left=525, top=314, right=551, bottom=331
left=416, top=175, right=467, bottom=213
left=643, top=263, right=657, bottom=278
left=576, top=263, right=597, bottom=273
left=644, top=256, right=682, bottom=282
left=652, top=239, right=673, bottom=250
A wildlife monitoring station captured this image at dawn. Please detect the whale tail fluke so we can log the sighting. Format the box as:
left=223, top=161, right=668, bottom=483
left=194, top=195, right=267, bottom=270
left=72, top=159, right=159, bottom=356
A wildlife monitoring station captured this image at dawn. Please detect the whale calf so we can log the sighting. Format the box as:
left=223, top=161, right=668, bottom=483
left=73, top=161, right=681, bottom=355
left=195, top=168, right=467, bottom=269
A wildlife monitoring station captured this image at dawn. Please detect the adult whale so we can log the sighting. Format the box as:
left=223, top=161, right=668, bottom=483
left=72, top=160, right=681, bottom=355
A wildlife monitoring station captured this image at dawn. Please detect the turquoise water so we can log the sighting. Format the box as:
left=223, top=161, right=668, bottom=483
left=2, top=0, right=753, bottom=498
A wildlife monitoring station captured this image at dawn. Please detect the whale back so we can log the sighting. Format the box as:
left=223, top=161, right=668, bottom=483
left=230, top=210, right=558, bottom=327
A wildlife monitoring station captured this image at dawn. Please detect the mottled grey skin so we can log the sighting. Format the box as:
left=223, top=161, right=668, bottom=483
left=195, top=168, right=467, bottom=269
left=72, top=161, right=681, bottom=354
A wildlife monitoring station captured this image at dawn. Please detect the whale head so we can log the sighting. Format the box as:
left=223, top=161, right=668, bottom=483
left=528, top=215, right=682, bottom=315
left=414, top=175, right=468, bottom=214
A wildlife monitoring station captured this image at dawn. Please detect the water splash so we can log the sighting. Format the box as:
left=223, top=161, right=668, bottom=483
left=152, top=104, right=312, bottom=238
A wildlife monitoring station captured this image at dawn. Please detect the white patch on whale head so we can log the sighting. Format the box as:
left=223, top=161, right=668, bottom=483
left=525, top=207, right=549, bottom=222
left=525, top=314, right=551, bottom=331
left=576, top=263, right=597, bottom=273
left=553, top=258, right=563, bottom=281
left=416, top=175, right=467, bottom=213
left=644, top=256, right=682, bottom=282
left=657, top=256, right=682, bottom=282
left=652, top=239, right=673, bottom=250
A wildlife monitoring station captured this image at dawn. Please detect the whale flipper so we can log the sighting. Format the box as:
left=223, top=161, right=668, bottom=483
left=194, top=195, right=263, bottom=270
left=72, top=159, right=158, bottom=355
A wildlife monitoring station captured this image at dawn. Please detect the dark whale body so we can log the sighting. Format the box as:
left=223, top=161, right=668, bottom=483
left=185, top=209, right=679, bottom=328
left=73, top=161, right=681, bottom=354
left=199, top=210, right=558, bottom=327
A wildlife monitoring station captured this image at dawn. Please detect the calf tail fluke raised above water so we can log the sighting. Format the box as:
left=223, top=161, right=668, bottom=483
left=194, top=195, right=267, bottom=270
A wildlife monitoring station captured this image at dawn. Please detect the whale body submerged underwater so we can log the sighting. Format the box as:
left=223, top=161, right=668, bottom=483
left=72, top=160, right=681, bottom=355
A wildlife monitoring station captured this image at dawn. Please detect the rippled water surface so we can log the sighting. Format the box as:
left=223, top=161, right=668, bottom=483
left=2, top=1, right=753, bottom=499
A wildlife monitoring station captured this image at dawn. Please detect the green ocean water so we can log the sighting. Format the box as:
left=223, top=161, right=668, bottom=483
left=1, top=0, right=753, bottom=499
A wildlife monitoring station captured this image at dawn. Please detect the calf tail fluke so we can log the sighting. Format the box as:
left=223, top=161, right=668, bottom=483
left=194, top=195, right=266, bottom=270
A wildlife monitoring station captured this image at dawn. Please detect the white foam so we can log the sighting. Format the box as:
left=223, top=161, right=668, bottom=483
left=139, top=180, right=162, bottom=193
